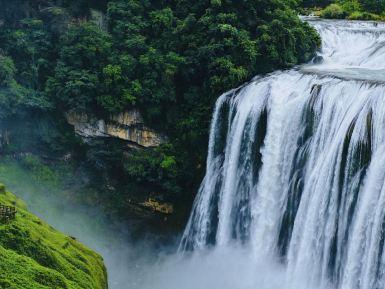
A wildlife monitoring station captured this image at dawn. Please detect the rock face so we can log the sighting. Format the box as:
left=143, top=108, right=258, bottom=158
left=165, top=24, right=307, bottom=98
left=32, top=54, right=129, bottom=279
left=66, top=110, right=167, bottom=148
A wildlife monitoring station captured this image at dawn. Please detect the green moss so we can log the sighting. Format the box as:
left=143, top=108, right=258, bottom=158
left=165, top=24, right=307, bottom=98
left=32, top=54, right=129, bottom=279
left=0, top=186, right=107, bottom=289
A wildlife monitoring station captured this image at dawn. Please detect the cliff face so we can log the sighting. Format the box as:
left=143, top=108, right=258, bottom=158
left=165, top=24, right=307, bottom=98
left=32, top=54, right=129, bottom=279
left=0, top=184, right=108, bottom=289
left=66, top=110, right=167, bottom=148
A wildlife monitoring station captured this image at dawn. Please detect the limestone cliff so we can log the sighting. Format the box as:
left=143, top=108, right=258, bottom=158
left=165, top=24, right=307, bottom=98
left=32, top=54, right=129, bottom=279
left=66, top=110, right=167, bottom=148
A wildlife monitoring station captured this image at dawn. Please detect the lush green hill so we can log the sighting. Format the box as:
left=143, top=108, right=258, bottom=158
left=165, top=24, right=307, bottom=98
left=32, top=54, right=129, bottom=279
left=0, top=184, right=107, bottom=289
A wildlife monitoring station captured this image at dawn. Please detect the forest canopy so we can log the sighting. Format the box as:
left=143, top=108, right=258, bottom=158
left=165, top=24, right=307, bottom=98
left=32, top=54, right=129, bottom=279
left=0, top=0, right=320, bottom=220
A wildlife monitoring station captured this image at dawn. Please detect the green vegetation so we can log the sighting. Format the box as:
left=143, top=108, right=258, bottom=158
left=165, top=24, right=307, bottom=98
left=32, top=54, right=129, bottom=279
left=0, top=184, right=107, bottom=289
left=321, top=3, right=348, bottom=18
left=316, top=0, right=385, bottom=20
left=301, top=0, right=333, bottom=7
left=0, top=0, right=320, bottom=228
left=0, top=1, right=321, bottom=287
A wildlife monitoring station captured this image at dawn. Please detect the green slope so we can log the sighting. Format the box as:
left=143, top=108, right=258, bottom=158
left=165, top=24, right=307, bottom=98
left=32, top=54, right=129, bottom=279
left=0, top=185, right=107, bottom=289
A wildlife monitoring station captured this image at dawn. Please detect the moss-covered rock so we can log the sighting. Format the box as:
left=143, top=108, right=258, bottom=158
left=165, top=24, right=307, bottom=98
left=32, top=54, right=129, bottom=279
left=0, top=185, right=107, bottom=289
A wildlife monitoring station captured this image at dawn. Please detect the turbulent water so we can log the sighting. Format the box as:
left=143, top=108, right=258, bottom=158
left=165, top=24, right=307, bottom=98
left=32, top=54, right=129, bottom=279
left=180, top=18, right=385, bottom=289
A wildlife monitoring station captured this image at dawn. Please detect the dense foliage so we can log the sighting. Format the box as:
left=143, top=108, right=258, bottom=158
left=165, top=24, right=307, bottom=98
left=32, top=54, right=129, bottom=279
left=0, top=0, right=320, bottom=223
left=319, top=0, right=385, bottom=20
left=301, top=0, right=333, bottom=7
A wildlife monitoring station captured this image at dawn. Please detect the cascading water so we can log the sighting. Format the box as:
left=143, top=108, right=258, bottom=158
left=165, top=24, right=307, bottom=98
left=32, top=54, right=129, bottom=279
left=180, top=18, right=385, bottom=289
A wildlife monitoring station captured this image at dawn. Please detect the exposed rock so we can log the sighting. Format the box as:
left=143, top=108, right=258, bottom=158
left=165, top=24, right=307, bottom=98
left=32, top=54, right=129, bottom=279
left=141, top=198, right=174, bottom=215
left=66, top=110, right=167, bottom=148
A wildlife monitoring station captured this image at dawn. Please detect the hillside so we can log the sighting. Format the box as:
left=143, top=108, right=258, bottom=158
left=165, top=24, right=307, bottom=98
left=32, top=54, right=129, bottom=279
left=0, top=184, right=107, bottom=289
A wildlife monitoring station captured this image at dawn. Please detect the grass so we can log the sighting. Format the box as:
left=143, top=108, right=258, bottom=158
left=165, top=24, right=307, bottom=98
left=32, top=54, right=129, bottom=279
left=0, top=185, right=108, bottom=289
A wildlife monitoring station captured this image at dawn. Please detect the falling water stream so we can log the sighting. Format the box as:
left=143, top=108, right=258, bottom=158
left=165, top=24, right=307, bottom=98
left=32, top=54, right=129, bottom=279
left=180, top=18, right=385, bottom=289
left=6, top=18, right=385, bottom=289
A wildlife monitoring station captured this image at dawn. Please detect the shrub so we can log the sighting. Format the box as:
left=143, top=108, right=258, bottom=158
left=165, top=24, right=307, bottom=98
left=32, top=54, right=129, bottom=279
left=360, top=0, right=385, bottom=14
left=340, top=0, right=362, bottom=14
left=20, top=155, right=59, bottom=185
left=321, top=3, right=348, bottom=18
left=347, top=11, right=380, bottom=20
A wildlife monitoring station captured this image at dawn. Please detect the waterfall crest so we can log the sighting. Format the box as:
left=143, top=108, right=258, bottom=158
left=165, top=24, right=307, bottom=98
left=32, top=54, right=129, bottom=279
left=180, top=19, right=385, bottom=289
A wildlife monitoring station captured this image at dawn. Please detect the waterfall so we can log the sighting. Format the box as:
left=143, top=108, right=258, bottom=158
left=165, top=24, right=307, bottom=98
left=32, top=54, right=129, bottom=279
left=180, top=18, right=385, bottom=289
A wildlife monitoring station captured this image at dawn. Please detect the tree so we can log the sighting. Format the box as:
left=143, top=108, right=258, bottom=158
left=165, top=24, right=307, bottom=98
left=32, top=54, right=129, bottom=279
left=0, top=0, right=321, bottom=219
left=0, top=55, right=25, bottom=118
left=301, top=0, right=333, bottom=7
left=359, top=0, right=385, bottom=13
left=46, top=22, right=115, bottom=113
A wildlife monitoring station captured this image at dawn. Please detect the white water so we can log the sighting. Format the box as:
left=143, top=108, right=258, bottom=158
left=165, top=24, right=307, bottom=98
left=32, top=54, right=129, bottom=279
left=8, top=18, right=385, bottom=289
left=179, top=19, right=385, bottom=289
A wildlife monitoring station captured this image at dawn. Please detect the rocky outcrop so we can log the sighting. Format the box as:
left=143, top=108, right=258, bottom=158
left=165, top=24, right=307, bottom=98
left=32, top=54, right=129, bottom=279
left=66, top=110, right=167, bottom=148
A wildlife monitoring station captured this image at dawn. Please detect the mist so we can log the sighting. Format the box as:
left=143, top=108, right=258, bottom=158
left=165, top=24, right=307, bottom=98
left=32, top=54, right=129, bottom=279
left=138, top=247, right=289, bottom=289
left=0, top=160, right=167, bottom=288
